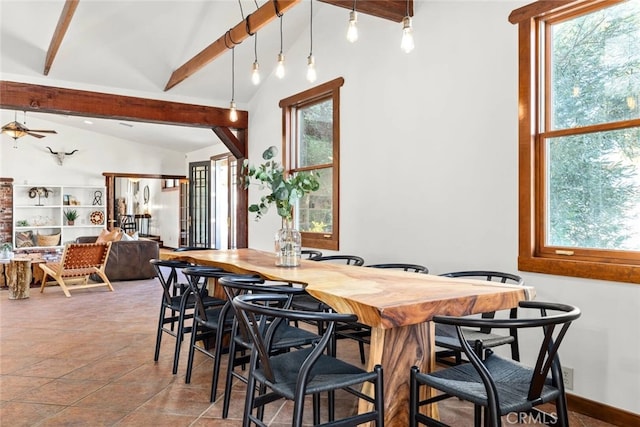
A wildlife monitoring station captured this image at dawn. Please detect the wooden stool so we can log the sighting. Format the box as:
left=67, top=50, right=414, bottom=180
left=8, top=258, right=31, bottom=299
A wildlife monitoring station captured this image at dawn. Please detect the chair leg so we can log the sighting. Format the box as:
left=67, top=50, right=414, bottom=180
left=172, top=317, right=187, bottom=374
left=185, top=320, right=199, bottom=384
left=410, top=366, right=418, bottom=427
left=154, top=304, right=166, bottom=362
left=243, top=358, right=258, bottom=427
left=374, top=365, right=384, bottom=426
left=358, top=340, right=366, bottom=364
left=312, top=393, right=321, bottom=425
left=555, top=393, right=570, bottom=427
left=222, top=335, right=240, bottom=418
left=210, top=321, right=228, bottom=403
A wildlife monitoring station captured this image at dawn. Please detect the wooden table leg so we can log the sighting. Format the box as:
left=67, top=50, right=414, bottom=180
left=7, top=258, right=32, bottom=299
left=358, top=321, right=438, bottom=426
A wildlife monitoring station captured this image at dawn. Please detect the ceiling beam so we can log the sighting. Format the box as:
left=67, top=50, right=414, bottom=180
left=164, top=0, right=301, bottom=91
left=318, top=0, right=412, bottom=23
left=44, top=0, right=79, bottom=76
left=0, top=80, right=247, bottom=129
left=0, top=80, right=248, bottom=156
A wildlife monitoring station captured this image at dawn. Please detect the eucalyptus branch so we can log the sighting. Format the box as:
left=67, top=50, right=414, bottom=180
left=241, top=146, right=320, bottom=221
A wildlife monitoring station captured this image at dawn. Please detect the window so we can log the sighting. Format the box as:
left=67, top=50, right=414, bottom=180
left=510, top=0, right=640, bottom=284
left=280, top=78, right=343, bottom=250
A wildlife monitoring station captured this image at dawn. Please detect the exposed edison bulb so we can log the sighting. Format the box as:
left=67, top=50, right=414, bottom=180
left=401, top=16, right=414, bottom=53
left=276, top=53, right=285, bottom=79
left=306, top=55, right=317, bottom=83
left=229, top=101, right=238, bottom=122
left=251, top=61, right=261, bottom=85
left=627, top=95, right=637, bottom=110
left=347, top=11, right=358, bottom=43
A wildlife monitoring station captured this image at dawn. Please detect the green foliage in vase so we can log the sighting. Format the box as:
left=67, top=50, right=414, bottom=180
left=241, top=146, right=320, bottom=221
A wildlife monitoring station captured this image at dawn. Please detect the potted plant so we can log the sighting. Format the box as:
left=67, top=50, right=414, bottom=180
left=241, top=145, right=320, bottom=267
left=64, top=209, right=78, bottom=225
left=0, top=242, right=13, bottom=259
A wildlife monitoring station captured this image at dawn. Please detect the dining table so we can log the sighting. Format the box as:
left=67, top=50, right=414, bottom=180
left=162, top=248, right=535, bottom=426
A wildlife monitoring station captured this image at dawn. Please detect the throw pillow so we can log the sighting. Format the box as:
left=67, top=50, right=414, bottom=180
left=96, top=229, right=123, bottom=243
left=120, top=231, right=139, bottom=241
left=15, top=231, right=34, bottom=247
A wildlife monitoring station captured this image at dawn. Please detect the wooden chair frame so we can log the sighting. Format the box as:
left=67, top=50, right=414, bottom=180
left=40, top=242, right=113, bottom=297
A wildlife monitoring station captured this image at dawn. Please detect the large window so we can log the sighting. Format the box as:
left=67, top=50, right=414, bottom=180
left=280, top=78, right=343, bottom=250
left=510, top=0, right=640, bottom=284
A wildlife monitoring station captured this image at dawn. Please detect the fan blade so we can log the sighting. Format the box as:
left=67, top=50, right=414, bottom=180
left=25, top=131, right=46, bottom=139
left=27, top=129, right=57, bottom=134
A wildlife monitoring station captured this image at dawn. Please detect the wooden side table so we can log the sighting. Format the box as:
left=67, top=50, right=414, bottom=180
left=7, top=257, right=32, bottom=299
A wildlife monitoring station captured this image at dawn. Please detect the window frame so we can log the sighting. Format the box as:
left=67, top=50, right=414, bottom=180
left=279, top=77, right=343, bottom=251
left=510, top=0, right=640, bottom=284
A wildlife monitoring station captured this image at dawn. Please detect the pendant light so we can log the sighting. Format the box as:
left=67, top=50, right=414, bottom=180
left=251, top=33, right=261, bottom=85
left=276, top=15, right=285, bottom=79
left=401, top=0, right=414, bottom=53
left=346, top=0, right=358, bottom=43
left=307, top=0, right=317, bottom=82
left=229, top=47, right=238, bottom=122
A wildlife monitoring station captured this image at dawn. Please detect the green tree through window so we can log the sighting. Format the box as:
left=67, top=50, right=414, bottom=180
left=510, top=0, right=640, bottom=284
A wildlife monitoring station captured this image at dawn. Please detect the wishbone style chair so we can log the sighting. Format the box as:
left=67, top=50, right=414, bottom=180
left=410, top=301, right=581, bottom=427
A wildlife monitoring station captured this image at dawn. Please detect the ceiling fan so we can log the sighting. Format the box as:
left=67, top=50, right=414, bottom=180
left=1, top=111, right=57, bottom=140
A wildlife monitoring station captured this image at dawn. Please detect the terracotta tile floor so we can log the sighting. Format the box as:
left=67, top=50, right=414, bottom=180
left=1, top=279, right=614, bottom=426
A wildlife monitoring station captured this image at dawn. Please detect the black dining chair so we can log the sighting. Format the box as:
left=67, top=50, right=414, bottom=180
left=333, top=262, right=430, bottom=363
left=232, top=292, right=385, bottom=426
left=290, top=254, right=367, bottom=361
left=180, top=267, right=260, bottom=403
left=410, top=300, right=581, bottom=427
left=218, top=275, right=321, bottom=419
left=435, top=271, right=525, bottom=366
left=149, top=259, right=225, bottom=375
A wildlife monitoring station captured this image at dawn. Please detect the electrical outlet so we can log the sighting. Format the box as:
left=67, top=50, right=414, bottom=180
left=561, top=366, right=574, bottom=390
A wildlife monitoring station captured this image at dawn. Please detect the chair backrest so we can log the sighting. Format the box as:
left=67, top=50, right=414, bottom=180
left=232, top=293, right=358, bottom=384
left=181, top=267, right=260, bottom=322
left=433, top=300, right=580, bottom=402
left=150, top=258, right=195, bottom=303
left=439, top=270, right=523, bottom=285
left=219, top=275, right=306, bottom=304
left=61, top=242, right=112, bottom=271
left=439, top=270, right=524, bottom=330
left=367, top=263, right=429, bottom=273
left=312, top=255, right=365, bottom=266
left=301, top=249, right=323, bottom=259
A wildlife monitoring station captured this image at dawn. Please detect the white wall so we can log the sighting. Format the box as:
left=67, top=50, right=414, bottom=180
left=246, top=1, right=640, bottom=414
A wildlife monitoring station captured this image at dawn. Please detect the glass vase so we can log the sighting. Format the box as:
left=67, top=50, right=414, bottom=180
left=275, top=218, right=301, bottom=267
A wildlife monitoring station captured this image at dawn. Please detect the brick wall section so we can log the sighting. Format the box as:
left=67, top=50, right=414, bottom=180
left=0, top=178, right=14, bottom=245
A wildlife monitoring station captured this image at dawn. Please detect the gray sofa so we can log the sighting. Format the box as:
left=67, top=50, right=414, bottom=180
left=75, top=236, right=159, bottom=281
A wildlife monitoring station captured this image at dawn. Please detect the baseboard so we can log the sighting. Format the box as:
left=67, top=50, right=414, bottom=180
left=567, top=393, right=640, bottom=426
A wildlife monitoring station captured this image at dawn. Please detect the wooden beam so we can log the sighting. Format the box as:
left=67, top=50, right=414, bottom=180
left=44, top=0, right=79, bottom=75
left=318, top=0, right=412, bottom=22
left=212, top=126, right=246, bottom=159
left=164, top=0, right=301, bottom=91
left=0, top=80, right=248, bottom=130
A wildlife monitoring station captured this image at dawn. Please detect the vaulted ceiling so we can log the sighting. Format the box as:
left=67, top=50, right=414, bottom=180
left=0, top=0, right=411, bottom=152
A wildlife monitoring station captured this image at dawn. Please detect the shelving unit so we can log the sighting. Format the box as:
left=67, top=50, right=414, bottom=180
left=13, top=184, right=106, bottom=250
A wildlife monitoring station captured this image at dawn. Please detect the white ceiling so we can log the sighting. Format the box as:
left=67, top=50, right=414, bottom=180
left=0, top=0, right=310, bottom=152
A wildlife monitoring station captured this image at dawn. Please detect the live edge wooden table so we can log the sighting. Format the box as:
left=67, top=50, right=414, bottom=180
left=162, top=248, right=535, bottom=426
